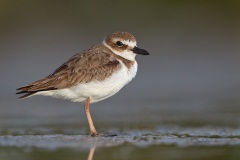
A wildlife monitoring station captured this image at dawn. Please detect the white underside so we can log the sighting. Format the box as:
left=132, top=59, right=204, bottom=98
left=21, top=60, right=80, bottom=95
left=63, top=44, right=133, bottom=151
left=36, top=61, right=138, bottom=103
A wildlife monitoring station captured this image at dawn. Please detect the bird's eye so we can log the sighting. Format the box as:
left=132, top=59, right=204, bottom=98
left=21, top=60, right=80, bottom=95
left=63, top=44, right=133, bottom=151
left=116, top=41, right=124, bottom=47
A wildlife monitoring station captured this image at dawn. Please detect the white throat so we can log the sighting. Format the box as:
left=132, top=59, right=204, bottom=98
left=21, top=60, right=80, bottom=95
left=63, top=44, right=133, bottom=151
left=103, top=41, right=137, bottom=61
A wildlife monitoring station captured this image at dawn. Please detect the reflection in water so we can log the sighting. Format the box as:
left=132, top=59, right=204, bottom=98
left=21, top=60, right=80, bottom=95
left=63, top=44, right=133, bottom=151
left=87, top=146, right=96, bottom=160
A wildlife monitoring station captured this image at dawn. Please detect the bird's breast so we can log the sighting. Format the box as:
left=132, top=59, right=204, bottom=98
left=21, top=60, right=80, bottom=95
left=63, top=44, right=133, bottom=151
left=70, top=60, right=137, bottom=103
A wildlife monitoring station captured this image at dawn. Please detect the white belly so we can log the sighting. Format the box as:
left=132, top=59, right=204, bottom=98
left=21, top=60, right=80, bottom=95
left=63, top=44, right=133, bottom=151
left=37, top=61, right=138, bottom=103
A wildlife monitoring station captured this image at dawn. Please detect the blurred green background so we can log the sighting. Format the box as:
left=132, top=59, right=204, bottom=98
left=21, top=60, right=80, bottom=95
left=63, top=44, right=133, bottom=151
left=1, top=0, right=240, bottom=126
left=0, top=0, right=240, bottom=160
left=0, top=0, right=240, bottom=129
left=1, top=0, right=240, bottom=127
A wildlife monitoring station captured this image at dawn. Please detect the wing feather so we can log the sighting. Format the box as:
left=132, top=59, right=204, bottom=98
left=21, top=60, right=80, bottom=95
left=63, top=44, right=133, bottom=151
left=16, top=44, right=120, bottom=98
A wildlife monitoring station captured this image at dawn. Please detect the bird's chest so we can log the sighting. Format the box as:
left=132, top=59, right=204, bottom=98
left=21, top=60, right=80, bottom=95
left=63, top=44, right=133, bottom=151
left=101, top=61, right=138, bottom=94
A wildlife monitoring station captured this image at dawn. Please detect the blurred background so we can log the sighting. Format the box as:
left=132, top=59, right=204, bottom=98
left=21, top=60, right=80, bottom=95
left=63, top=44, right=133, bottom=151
left=0, top=0, right=240, bottom=130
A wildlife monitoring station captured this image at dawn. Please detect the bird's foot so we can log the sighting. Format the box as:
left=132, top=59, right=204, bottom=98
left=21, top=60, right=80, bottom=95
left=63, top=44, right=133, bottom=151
left=90, top=132, right=99, bottom=137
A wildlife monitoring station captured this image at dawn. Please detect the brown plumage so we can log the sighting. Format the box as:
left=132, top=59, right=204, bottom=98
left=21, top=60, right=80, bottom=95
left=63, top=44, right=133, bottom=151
left=16, top=44, right=134, bottom=99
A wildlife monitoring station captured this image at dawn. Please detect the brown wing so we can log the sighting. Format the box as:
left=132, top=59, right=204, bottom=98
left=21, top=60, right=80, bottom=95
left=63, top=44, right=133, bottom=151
left=16, top=44, right=120, bottom=98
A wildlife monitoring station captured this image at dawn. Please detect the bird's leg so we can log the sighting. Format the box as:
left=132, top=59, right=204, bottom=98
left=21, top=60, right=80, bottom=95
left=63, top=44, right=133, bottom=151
left=84, top=97, right=98, bottom=137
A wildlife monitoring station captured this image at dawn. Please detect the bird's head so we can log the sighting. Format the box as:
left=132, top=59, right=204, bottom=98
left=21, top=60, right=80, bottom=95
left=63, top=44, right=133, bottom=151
left=103, top=32, right=149, bottom=61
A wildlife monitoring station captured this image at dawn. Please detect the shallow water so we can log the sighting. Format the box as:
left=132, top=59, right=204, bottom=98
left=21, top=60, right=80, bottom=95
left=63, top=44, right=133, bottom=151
left=1, top=98, right=240, bottom=160
left=0, top=126, right=240, bottom=160
left=1, top=96, right=240, bottom=160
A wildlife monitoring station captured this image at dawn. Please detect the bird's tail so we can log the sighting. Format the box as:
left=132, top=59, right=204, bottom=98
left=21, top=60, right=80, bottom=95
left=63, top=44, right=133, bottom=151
left=16, top=90, right=37, bottom=99
left=16, top=77, right=57, bottom=99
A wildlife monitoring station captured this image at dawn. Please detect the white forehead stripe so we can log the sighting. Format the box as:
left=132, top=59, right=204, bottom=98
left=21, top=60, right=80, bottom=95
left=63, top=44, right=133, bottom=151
left=123, top=40, right=136, bottom=48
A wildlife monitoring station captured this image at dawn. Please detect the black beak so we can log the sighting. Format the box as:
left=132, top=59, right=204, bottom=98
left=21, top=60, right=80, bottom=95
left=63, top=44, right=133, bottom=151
left=131, top=46, right=150, bottom=55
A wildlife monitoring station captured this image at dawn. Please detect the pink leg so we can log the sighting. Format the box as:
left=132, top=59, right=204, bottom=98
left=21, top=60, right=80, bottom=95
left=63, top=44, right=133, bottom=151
left=84, top=97, right=98, bottom=137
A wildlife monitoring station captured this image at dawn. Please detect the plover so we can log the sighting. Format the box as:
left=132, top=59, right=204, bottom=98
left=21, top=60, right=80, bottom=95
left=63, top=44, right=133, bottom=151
left=16, top=31, right=149, bottom=136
